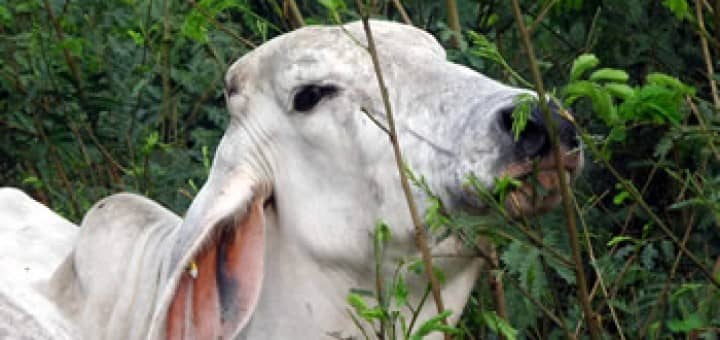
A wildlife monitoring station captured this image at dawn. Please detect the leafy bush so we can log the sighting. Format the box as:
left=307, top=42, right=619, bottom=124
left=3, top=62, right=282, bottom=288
left=2, top=0, right=719, bottom=338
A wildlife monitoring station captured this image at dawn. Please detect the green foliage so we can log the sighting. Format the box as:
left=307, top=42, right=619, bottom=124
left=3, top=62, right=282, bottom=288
left=348, top=224, right=457, bottom=339
left=662, top=0, right=691, bottom=20
left=570, top=53, right=600, bottom=81
left=480, top=311, right=518, bottom=340
left=4, top=0, right=720, bottom=339
left=509, top=94, right=536, bottom=141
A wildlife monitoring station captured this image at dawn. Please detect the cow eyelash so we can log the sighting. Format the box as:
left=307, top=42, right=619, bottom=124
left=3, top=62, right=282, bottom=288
left=292, top=84, right=338, bottom=112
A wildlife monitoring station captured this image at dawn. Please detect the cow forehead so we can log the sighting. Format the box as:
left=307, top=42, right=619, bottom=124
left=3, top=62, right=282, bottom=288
left=225, top=21, right=446, bottom=93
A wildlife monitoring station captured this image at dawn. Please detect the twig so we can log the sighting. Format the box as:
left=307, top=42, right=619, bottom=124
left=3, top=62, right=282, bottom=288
left=575, top=200, right=626, bottom=340
left=391, top=0, right=413, bottom=25
left=509, top=1, right=601, bottom=339
left=487, top=246, right=508, bottom=339
left=374, top=232, right=386, bottom=340
left=405, top=287, right=431, bottom=338
left=504, top=274, right=574, bottom=338
left=586, top=163, right=661, bottom=304
left=686, top=96, right=720, bottom=160
left=361, top=107, right=391, bottom=135
left=578, top=128, right=720, bottom=289
left=347, top=308, right=372, bottom=340
left=355, top=3, right=449, bottom=337
left=527, top=0, right=557, bottom=34
left=695, top=0, right=720, bottom=109
left=284, top=0, right=304, bottom=28
left=445, top=0, right=461, bottom=48
left=188, top=0, right=257, bottom=49
left=638, top=212, right=696, bottom=338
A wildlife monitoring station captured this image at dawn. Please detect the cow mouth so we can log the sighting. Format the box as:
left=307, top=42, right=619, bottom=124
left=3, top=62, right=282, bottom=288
left=501, top=148, right=582, bottom=217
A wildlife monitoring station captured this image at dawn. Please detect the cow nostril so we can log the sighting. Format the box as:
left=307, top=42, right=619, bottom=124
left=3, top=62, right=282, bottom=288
left=517, top=120, right=549, bottom=158
left=499, top=105, right=550, bottom=158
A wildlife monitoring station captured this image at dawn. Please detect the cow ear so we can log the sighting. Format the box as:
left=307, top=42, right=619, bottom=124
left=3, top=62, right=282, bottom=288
left=163, top=180, right=268, bottom=340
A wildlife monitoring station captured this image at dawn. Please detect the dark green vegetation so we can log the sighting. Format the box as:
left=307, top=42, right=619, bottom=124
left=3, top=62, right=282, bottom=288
left=2, top=0, right=719, bottom=338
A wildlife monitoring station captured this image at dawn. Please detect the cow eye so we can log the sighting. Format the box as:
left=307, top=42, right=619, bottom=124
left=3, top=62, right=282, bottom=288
left=293, top=84, right=338, bottom=112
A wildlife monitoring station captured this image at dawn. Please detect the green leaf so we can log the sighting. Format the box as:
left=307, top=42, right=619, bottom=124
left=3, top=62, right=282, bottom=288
left=0, top=5, right=12, bottom=25
left=493, top=175, right=522, bottom=203
left=408, top=260, right=447, bottom=285
left=374, top=221, right=391, bottom=244
left=570, top=54, right=599, bottom=81
left=510, top=94, right=535, bottom=141
left=481, top=311, right=518, bottom=340
left=393, top=273, right=409, bottom=307
left=604, top=83, right=635, bottom=100
left=607, top=235, right=636, bottom=247
left=501, top=241, right=547, bottom=297
left=607, top=125, right=627, bottom=142
left=619, top=82, right=687, bottom=125
left=141, top=131, right=160, bottom=155
left=360, top=307, right=386, bottom=320
left=641, top=244, right=658, bottom=269
left=589, top=68, right=629, bottom=83
left=667, top=313, right=704, bottom=333
left=57, top=37, right=84, bottom=57
left=347, top=293, right=369, bottom=312
left=425, top=197, right=450, bottom=231
left=612, top=190, right=630, bottom=205
left=127, top=29, right=144, bottom=46
left=654, top=134, right=674, bottom=158
left=181, top=12, right=209, bottom=43
left=662, top=0, right=691, bottom=20
left=564, top=81, right=618, bottom=125
left=646, top=73, right=694, bottom=95
left=319, top=0, right=347, bottom=11
left=21, top=176, right=43, bottom=189
left=410, top=310, right=459, bottom=340
left=467, top=32, right=504, bottom=66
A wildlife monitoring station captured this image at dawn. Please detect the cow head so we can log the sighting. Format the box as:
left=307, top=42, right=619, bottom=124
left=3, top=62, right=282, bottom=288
left=150, top=21, right=582, bottom=339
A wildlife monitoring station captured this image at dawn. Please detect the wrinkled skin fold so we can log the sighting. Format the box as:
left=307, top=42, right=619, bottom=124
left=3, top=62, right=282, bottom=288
left=0, top=20, right=581, bottom=340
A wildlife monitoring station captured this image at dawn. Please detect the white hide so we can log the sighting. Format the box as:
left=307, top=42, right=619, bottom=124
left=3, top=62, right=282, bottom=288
left=0, top=188, right=77, bottom=283
left=0, top=21, right=573, bottom=339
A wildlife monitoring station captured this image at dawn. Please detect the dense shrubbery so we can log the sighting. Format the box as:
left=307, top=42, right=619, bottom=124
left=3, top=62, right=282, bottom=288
left=1, top=0, right=719, bottom=338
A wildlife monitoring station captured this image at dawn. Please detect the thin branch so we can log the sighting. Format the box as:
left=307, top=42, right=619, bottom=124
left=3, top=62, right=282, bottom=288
left=509, top=1, right=601, bottom=339
left=504, top=274, right=574, bottom=338
left=577, top=129, right=720, bottom=289
left=391, top=0, right=413, bottom=25
left=527, top=0, right=557, bottom=34
left=361, top=107, right=391, bottom=135
left=695, top=0, right=720, bottom=109
left=575, top=200, right=626, bottom=340
left=577, top=127, right=720, bottom=288
left=355, top=3, right=449, bottom=337
left=445, top=0, right=461, bottom=48
left=487, top=246, right=508, bottom=337
left=687, top=96, right=720, bottom=160
left=638, top=210, right=695, bottom=338
left=284, top=0, right=305, bottom=28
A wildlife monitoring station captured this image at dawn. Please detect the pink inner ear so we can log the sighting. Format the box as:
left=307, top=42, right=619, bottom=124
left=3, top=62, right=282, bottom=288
left=166, top=199, right=265, bottom=340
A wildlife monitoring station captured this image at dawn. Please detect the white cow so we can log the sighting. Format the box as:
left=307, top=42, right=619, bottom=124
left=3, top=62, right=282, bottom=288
left=0, top=21, right=581, bottom=339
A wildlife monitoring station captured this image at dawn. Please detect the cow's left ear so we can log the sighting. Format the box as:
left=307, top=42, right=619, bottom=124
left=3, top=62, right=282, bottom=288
left=154, top=172, right=269, bottom=340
